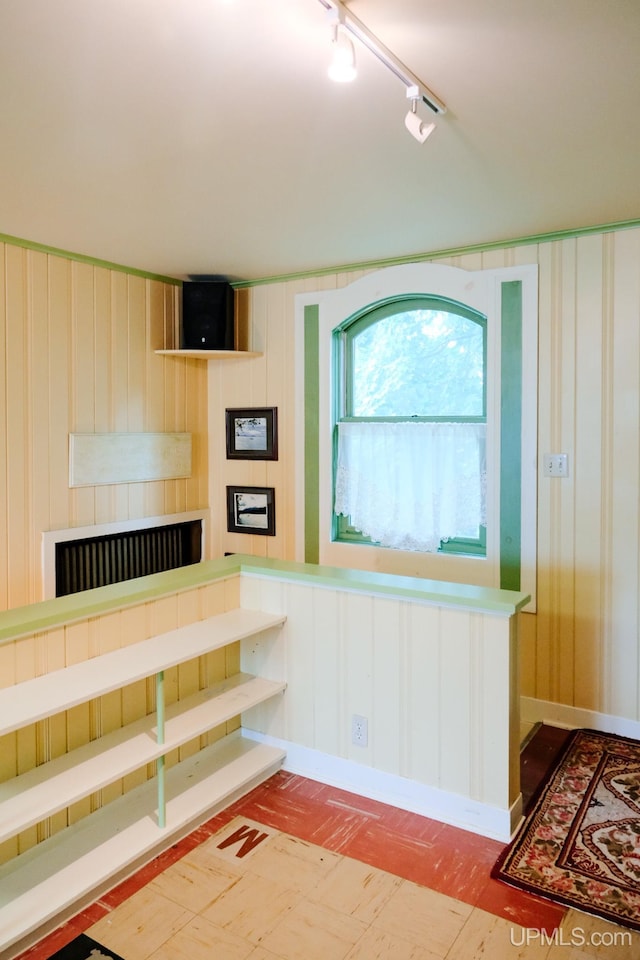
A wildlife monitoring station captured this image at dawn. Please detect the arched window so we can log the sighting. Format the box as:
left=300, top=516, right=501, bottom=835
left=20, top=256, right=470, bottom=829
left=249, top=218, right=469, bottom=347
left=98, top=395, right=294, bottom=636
left=333, top=296, right=487, bottom=554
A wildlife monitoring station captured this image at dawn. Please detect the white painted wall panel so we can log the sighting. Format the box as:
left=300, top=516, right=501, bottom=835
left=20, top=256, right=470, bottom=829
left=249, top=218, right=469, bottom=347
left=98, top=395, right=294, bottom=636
left=405, top=603, right=441, bottom=785
left=371, top=596, right=403, bottom=774
left=69, top=433, right=192, bottom=486
left=439, top=607, right=472, bottom=797
left=477, top=614, right=517, bottom=808
left=239, top=574, right=518, bottom=817
left=311, top=587, right=342, bottom=757
left=343, top=592, right=374, bottom=764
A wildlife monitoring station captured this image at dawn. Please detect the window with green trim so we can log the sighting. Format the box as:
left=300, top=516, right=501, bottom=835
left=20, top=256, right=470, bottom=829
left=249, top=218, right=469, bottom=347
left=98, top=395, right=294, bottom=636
left=333, top=296, right=487, bottom=555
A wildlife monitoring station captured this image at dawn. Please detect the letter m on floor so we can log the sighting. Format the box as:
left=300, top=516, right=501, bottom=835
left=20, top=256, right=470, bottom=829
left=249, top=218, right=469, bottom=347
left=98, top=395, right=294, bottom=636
left=217, top=823, right=269, bottom=858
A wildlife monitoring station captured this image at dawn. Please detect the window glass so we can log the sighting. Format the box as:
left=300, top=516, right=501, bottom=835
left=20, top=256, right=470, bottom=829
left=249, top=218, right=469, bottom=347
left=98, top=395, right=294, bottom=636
left=334, top=296, right=487, bottom=554
left=349, top=307, right=485, bottom=418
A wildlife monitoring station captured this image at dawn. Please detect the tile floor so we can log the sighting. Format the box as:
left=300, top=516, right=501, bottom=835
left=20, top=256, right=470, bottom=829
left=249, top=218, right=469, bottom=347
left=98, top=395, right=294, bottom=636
left=13, top=728, right=640, bottom=960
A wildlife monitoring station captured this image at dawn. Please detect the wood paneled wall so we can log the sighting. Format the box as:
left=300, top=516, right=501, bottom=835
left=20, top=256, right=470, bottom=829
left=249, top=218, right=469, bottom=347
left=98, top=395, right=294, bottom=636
left=209, top=271, right=370, bottom=562
left=0, top=242, right=209, bottom=609
left=211, top=226, right=640, bottom=725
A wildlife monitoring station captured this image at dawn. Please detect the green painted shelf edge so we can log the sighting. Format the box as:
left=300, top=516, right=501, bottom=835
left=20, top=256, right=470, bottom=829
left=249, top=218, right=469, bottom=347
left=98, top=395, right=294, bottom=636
left=0, top=555, right=531, bottom=645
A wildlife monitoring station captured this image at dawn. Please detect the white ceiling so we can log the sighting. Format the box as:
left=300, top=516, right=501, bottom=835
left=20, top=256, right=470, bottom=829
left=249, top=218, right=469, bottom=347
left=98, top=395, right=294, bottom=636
left=1, top=0, right=638, bottom=282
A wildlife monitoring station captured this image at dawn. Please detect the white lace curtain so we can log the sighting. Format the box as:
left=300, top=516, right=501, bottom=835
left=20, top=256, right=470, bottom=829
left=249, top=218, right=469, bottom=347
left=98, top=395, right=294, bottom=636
left=334, top=421, right=486, bottom=553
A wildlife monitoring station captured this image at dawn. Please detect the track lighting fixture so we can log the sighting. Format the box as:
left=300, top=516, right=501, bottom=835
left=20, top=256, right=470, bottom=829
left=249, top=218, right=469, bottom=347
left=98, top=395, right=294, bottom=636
left=328, top=11, right=357, bottom=83
left=317, top=0, right=446, bottom=142
left=405, top=85, right=436, bottom=143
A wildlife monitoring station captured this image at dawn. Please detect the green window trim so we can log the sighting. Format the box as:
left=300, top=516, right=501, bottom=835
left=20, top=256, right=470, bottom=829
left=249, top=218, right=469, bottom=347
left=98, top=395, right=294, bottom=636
left=304, top=304, right=320, bottom=564
left=499, top=281, right=522, bottom=590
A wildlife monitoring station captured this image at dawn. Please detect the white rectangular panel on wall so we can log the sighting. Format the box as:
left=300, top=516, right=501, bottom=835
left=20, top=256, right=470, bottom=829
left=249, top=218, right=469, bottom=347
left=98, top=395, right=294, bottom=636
left=69, top=433, right=192, bottom=487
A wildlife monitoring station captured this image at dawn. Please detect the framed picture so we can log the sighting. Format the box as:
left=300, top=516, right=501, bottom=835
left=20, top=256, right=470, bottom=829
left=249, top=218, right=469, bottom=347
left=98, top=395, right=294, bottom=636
left=226, top=486, right=276, bottom=536
left=225, top=407, right=278, bottom=460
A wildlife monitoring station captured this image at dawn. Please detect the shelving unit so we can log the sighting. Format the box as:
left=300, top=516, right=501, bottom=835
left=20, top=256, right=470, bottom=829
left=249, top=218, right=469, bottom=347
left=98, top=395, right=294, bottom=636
left=0, top=607, right=287, bottom=957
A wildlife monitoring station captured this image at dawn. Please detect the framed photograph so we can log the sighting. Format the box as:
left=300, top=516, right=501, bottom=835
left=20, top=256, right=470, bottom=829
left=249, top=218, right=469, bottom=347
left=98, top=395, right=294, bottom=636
left=225, top=407, right=278, bottom=460
left=226, top=486, right=276, bottom=536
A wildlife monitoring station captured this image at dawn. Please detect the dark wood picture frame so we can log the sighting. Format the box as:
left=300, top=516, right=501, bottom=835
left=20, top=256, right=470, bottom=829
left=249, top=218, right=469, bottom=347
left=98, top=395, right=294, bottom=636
left=225, top=407, right=278, bottom=460
left=226, top=485, right=276, bottom=536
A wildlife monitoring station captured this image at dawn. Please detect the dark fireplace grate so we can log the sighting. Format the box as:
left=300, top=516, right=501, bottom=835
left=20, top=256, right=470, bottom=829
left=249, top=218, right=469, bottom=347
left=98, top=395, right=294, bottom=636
left=55, top=520, right=202, bottom=597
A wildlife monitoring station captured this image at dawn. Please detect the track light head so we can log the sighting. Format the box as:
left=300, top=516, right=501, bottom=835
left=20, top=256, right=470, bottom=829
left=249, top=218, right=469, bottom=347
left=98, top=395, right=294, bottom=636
left=404, top=110, right=436, bottom=143
left=405, top=84, right=436, bottom=143
left=328, top=18, right=357, bottom=82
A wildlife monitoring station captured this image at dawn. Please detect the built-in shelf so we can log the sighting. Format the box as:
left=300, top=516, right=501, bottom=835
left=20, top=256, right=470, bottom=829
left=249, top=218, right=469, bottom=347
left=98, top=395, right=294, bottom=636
left=155, top=349, right=263, bottom=359
left=0, top=608, right=286, bottom=736
left=0, top=733, right=284, bottom=957
left=0, top=607, right=287, bottom=957
left=0, top=672, right=286, bottom=846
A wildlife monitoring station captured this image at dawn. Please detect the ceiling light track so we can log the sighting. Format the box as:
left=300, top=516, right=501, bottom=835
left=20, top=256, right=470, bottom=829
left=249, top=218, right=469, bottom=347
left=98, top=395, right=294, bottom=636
left=317, top=0, right=446, bottom=119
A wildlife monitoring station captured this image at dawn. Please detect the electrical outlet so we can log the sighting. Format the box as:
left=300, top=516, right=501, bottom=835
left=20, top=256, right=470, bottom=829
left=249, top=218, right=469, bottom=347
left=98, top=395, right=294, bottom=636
left=543, top=453, right=569, bottom=478
left=351, top=714, right=368, bottom=747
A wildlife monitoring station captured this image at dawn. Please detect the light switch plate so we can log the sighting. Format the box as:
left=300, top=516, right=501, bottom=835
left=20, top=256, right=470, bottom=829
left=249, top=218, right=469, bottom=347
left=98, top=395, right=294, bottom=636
left=543, top=453, right=568, bottom=478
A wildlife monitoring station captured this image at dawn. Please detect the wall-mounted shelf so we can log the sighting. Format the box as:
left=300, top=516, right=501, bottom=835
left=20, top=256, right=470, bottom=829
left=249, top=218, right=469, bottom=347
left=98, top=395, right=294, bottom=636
left=155, top=349, right=262, bottom=359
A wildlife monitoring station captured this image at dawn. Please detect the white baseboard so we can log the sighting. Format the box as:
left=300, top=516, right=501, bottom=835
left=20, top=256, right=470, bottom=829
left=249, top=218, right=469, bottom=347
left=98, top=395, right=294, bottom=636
left=521, top=696, right=640, bottom=740
left=241, top=728, right=521, bottom=843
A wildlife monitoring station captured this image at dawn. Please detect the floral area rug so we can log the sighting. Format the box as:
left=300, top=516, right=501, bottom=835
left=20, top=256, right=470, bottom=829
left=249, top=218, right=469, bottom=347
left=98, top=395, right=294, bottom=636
left=493, top=728, right=640, bottom=930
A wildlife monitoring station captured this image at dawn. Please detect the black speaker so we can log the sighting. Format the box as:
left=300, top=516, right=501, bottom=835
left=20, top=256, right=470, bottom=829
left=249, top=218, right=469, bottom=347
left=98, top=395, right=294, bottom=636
left=181, top=281, right=235, bottom=350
